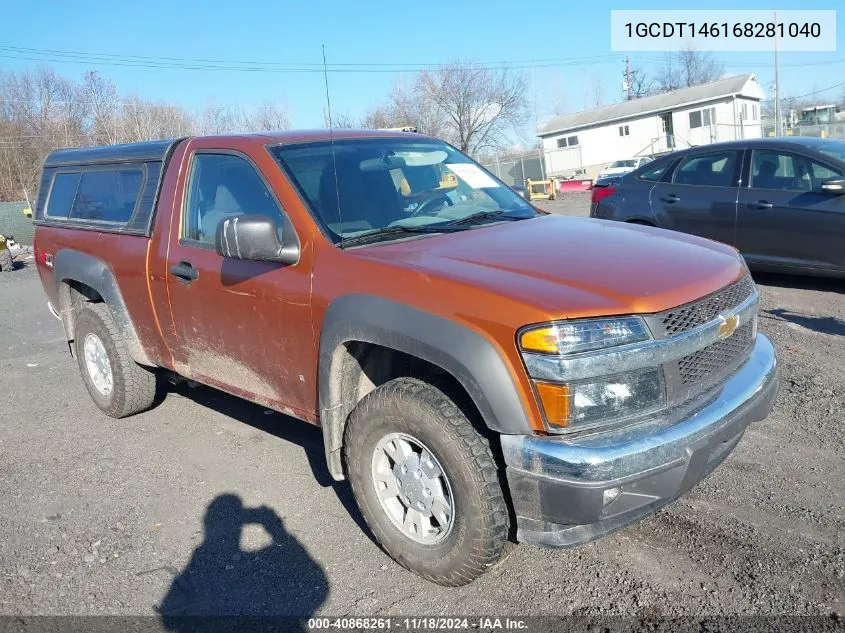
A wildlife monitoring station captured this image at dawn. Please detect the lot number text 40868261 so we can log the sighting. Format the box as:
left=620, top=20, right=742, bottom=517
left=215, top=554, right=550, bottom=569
left=307, top=617, right=529, bottom=630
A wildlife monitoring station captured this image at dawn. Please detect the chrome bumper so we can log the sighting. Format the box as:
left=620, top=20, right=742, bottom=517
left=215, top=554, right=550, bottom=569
left=501, top=333, right=779, bottom=547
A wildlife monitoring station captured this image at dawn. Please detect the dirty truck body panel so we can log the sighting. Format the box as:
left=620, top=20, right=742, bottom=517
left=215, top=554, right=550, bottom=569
left=34, top=130, right=778, bottom=585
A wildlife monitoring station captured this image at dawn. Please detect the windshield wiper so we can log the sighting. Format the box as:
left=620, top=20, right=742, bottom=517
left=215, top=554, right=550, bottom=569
left=447, top=210, right=529, bottom=226
left=339, top=224, right=464, bottom=248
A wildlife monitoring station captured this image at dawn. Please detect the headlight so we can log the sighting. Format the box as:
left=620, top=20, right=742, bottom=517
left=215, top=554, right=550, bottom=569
left=533, top=368, right=665, bottom=432
left=519, top=317, right=662, bottom=433
left=520, top=317, right=650, bottom=355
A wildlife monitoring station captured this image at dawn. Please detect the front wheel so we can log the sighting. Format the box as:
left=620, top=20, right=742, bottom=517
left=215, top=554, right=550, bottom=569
left=343, top=378, right=509, bottom=586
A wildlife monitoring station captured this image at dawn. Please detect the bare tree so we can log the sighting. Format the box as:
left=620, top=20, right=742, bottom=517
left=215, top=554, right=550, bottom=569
left=360, top=105, right=399, bottom=129
left=0, top=63, right=294, bottom=202
left=362, top=63, right=526, bottom=153
left=196, top=100, right=237, bottom=135
left=81, top=71, right=121, bottom=145
left=627, top=67, right=655, bottom=99
left=196, top=100, right=291, bottom=134
left=245, top=101, right=291, bottom=131
left=550, top=78, right=567, bottom=116
left=583, top=74, right=606, bottom=109
left=322, top=108, right=357, bottom=128
left=416, top=62, right=527, bottom=153
left=655, top=47, right=725, bottom=92
left=361, top=78, right=449, bottom=138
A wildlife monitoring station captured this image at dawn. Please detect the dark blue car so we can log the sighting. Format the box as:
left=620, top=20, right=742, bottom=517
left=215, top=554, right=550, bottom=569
left=591, top=137, right=845, bottom=278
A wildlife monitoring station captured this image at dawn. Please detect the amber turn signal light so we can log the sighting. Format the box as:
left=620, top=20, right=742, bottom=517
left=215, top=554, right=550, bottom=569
left=520, top=327, right=560, bottom=354
left=534, top=381, right=571, bottom=428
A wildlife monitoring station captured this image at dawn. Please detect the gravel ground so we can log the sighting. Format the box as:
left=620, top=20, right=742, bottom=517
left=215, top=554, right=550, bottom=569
left=0, top=205, right=843, bottom=628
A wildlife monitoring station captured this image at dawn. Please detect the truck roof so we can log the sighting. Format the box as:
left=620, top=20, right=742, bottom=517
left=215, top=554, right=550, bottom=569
left=44, top=129, right=427, bottom=167
left=44, top=138, right=184, bottom=168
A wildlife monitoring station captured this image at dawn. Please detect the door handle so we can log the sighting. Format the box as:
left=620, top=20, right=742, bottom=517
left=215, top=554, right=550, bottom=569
left=170, top=261, right=199, bottom=284
left=660, top=194, right=681, bottom=203
left=748, top=200, right=773, bottom=210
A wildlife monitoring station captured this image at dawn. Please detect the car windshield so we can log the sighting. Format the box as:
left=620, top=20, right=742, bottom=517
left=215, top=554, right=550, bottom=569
left=816, top=140, right=845, bottom=163
left=271, top=138, right=537, bottom=245
left=610, top=160, right=637, bottom=168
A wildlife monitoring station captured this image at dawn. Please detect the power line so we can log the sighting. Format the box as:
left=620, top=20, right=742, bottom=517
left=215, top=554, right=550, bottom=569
left=0, top=45, right=624, bottom=68
left=3, top=45, right=842, bottom=75
left=0, top=46, right=626, bottom=73
left=761, top=80, right=845, bottom=103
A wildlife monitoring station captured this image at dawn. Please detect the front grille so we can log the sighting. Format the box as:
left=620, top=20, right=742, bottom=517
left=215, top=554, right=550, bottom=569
left=660, top=276, right=755, bottom=337
left=677, top=322, right=755, bottom=385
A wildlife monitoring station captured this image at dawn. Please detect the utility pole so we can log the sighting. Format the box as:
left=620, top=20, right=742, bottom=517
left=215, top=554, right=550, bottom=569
left=625, top=56, right=632, bottom=101
left=774, top=10, right=782, bottom=136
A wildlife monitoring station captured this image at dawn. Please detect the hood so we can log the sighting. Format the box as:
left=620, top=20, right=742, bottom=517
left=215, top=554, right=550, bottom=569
left=355, top=215, right=746, bottom=319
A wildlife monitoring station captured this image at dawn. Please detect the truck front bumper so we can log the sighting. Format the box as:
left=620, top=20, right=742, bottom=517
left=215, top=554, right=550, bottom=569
left=501, top=333, right=779, bottom=548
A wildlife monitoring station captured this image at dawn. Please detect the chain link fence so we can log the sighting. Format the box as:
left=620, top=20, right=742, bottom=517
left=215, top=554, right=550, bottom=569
left=762, top=122, right=845, bottom=140
left=473, top=150, right=548, bottom=187
left=0, top=201, right=35, bottom=245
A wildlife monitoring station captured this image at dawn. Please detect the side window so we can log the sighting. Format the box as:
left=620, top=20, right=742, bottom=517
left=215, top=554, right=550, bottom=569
left=750, top=151, right=813, bottom=192
left=46, top=172, right=81, bottom=218
left=71, top=169, right=144, bottom=222
left=673, top=152, right=738, bottom=187
left=809, top=160, right=842, bottom=190
left=638, top=161, right=670, bottom=182
left=689, top=111, right=702, bottom=129
left=183, top=153, right=285, bottom=245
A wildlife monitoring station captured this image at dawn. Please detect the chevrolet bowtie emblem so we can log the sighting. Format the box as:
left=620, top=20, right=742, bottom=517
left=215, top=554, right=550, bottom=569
left=718, top=314, right=739, bottom=339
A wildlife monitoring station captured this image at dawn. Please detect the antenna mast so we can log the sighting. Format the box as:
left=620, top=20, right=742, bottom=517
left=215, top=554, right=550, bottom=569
left=322, top=45, right=334, bottom=130
left=322, top=45, right=343, bottom=238
left=774, top=11, right=782, bottom=136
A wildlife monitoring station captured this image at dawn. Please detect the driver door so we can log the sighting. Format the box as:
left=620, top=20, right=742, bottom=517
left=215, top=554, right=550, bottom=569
left=164, top=145, right=316, bottom=420
left=735, top=149, right=845, bottom=272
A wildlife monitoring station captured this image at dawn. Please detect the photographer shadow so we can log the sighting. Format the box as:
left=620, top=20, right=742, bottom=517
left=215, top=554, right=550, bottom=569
left=159, top=493, right=327, bottom=631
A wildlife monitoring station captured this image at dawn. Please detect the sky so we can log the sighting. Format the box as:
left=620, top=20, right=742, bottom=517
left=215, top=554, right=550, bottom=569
left=1, top=0, right=843, bottom=144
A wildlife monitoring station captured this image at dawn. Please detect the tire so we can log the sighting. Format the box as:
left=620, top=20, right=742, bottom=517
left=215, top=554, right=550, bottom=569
left=343, top=377, right=509, bottom=586
left=0, top=249, right=12, bottom=272
left=74, top=302, right=159, bottom=418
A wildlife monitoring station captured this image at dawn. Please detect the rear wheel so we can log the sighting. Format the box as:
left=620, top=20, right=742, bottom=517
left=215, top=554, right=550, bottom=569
left=74, top=302, right=159, bottom=418
left=343, top=377, right=508, bottom=586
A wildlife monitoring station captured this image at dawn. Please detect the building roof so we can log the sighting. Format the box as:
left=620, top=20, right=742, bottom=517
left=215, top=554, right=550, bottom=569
left=538, top=74, right=763, bottom=137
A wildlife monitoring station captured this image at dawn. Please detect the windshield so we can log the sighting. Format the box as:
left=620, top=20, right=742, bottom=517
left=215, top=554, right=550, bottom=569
left=610, top=160, right=637, bottom=168
left=271, top=138, right=537, bottom=244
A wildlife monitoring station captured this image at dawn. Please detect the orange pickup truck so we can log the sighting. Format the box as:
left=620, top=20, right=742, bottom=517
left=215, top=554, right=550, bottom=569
left=33, top=130, right=778, bottom=585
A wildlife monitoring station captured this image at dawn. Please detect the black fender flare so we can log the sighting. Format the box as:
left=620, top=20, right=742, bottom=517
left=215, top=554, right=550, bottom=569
left=53, top=249, right=153, bottom=366
left=319, top=294, right=533, bottom=480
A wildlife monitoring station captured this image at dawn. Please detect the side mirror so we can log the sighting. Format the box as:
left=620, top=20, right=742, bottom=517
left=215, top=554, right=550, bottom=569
left=215, top=214, right=299, bottom=265
left=820, top=178, right=845, bottom=194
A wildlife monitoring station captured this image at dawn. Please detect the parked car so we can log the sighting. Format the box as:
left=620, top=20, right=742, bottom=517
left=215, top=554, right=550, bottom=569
left=34, top=131, right=778, bottom=586
left=597, top=156, right=653, bottom=179
left=593, top=173, right=624, bottom=189
left=510, top=183, right=530, bottom=200
left=591, top=137, right=845, bottom=278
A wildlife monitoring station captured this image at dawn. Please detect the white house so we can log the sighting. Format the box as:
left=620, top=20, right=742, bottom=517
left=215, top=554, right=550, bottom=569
left=537, top=74, right=765, bottom=178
